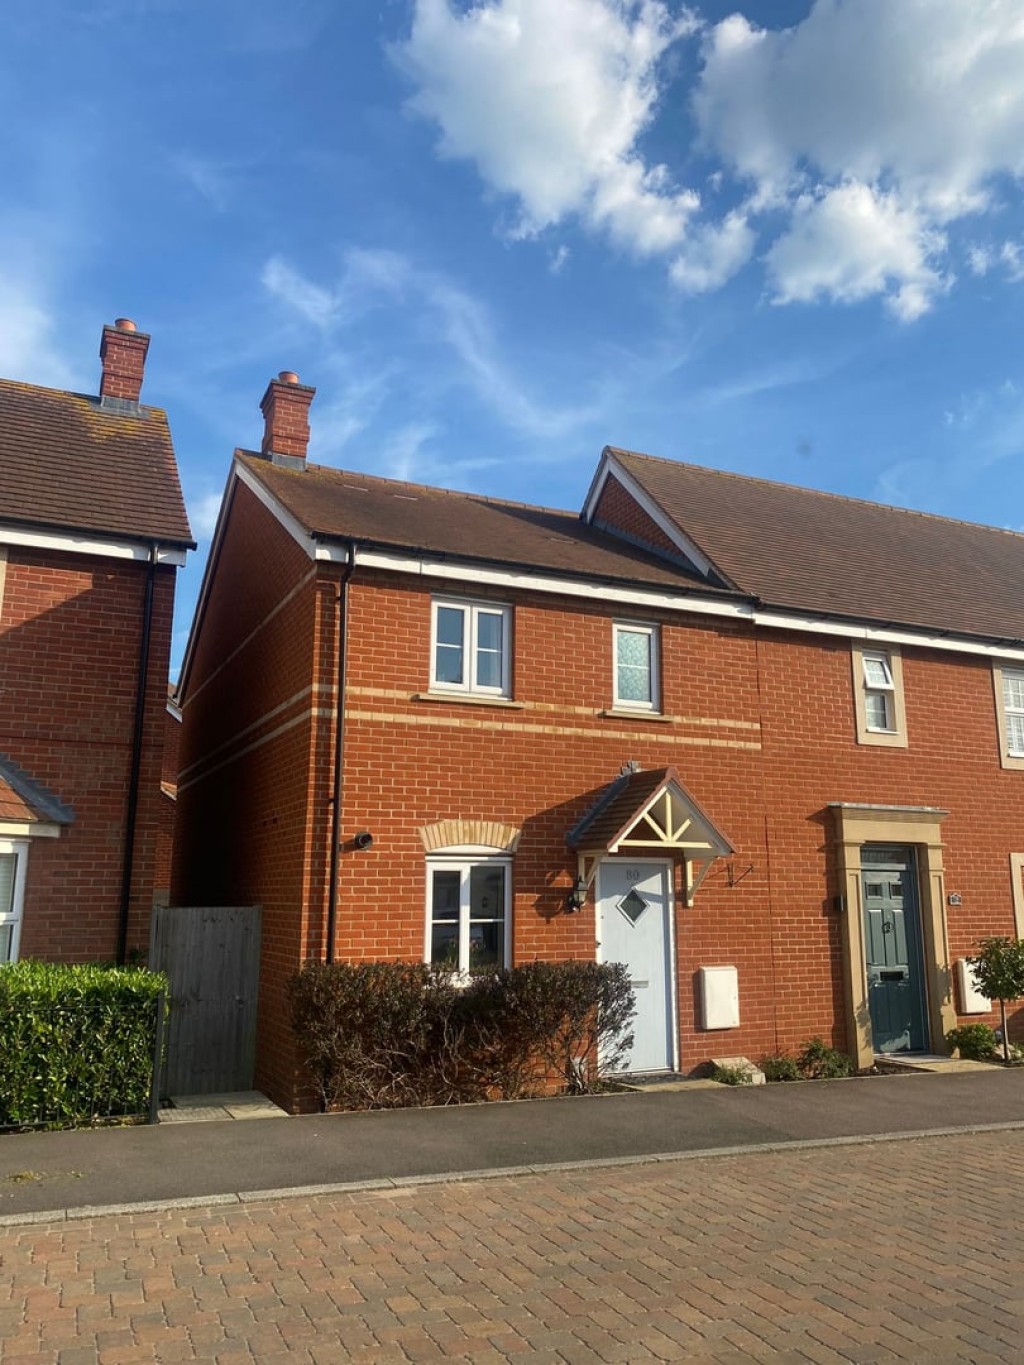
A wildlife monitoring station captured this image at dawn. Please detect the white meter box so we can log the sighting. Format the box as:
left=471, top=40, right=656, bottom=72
left=699, top=965, right=740, bottom=1030
left=956, top=958, right=991, bottom=1015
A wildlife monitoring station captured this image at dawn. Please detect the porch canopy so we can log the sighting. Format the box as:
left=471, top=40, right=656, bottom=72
left=568, top=766, right=733, bottom=906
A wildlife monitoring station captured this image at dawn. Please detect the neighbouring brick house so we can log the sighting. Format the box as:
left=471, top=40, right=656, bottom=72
left=174, top=371, right=1024, bottom=1109
left=0, top=320, right=193, bottom=965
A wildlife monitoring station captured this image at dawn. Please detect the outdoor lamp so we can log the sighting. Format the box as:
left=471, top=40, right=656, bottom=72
left=566, top=875, right=588, bottom=913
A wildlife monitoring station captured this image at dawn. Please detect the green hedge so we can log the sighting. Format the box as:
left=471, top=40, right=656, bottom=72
left=290, top=960, right=636, bottom=1111
left=0, top=962, right=167, bottom=1130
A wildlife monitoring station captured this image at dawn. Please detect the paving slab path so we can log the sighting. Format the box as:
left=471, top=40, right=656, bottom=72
left=2, top=1069, right=1024, bottom=1221
left=2, top=1127, right=1023, bottom=1363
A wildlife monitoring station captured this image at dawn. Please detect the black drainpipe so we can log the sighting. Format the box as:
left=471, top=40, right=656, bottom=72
left=116, top=543, right=158, bottom=965
left=325, top=542, right=358, bottom=964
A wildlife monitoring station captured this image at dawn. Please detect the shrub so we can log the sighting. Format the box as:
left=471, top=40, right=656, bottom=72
left=945, top=1023, right=998, bottom=1061
left=796, top=1036, right=854, bottom=1079
left=289, top=959, right=636, bottom=1110
left=711, top=1063, right=753, bottom=1086
left=760, top=1051, right=801, bottom=1082
left=489, top=960, right=635, bottom=1095
left=0, top=962, right=167, bottom=1130
left=967, top=938, right=1024, bottom=1064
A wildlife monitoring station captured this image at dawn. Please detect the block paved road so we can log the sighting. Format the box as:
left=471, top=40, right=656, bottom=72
left=2, top=1128, right=1023, bottom=1364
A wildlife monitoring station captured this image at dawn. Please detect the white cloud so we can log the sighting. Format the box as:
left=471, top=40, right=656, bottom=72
left=395, top=0, right=1024, bottom=318
left=548, top=245, right=571, bottom=275
left=694, top=0, right=1024, bottom=317
left=262, top=257, right=338, bottom=328
left=766, top=182, right=948, bottom=321
left=1000, top=240, right=1024, bottom=283
left=669, top=210, right=753, bottom=293
left=396, top=0, right=700, bottom=255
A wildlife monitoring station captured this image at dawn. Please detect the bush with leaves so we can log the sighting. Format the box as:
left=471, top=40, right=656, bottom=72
left=0, top=961, right=166, bottom=1130
left=966, top=937, right=1024, bottom=1064
left=945, top=1022, right=998, bottom=1061
left=760, top=1051, right=801, bottom=1082
left=289, top=959, right=636, bottom=1110
left=796, top=1036, right=854, bottom=1079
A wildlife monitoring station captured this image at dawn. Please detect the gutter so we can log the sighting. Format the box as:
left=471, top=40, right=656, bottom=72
left=325, top=543, right=358, bottom=963
left=116, top=543, right=158, bottom=965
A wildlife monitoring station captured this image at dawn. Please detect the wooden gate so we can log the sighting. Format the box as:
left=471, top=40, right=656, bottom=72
left=149, top=905, right=261, bottom=1095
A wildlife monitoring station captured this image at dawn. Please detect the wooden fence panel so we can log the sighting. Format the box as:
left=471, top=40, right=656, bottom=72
left=149, top=905, right=261, bottom=1095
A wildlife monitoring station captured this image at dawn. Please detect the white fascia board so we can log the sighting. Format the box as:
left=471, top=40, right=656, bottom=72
left=0, top=821, right=60, bottom=838
left=352, top=547, right=1024, bottom=665
left=0, top=524, right=187, bottom=566
left=582, top=450, right=720, bottom=583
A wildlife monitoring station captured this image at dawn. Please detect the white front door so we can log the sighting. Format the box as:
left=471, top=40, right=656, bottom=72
left=597, top=861, right=675, bottom=1073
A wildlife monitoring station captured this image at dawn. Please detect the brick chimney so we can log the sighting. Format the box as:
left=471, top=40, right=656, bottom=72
left=99, top=318, right=150, bottom=404
left=260, top=371, right=316, bottom=461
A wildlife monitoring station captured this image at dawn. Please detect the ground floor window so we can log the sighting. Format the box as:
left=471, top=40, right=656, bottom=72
left=0, top=841, right=27, bottom=964
left=426, top=858, right=510, bottom=975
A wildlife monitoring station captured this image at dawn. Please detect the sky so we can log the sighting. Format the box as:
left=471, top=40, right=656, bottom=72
left=3, top=0, right=1024, bottom=677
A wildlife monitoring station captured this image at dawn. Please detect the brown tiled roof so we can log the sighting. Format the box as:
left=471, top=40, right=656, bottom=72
left=611, top=448, right=1024, bottom=642
left=238, top=454, right=731, bottom=594
left=0, top=379, right=193, bottom=545
left=568, top=766, right=733, bottom=854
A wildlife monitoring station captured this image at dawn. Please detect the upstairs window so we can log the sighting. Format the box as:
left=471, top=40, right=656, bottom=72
left=1002, top=669, right=1024, bottom=757
left=431, top=600, right=511, bottom=698
left=851, top=644, right=907, bottom=748
left=613, top=622, right=659, bottom=712
left=862, top=651, right=896, bottom=732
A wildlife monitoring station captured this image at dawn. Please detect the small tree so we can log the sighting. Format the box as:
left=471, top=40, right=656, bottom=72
left=966, top=937, right=1024, bottom=1064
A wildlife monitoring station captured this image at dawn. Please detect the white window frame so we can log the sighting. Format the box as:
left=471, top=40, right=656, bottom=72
left=612, top=621, right=660, bottom=712
left=430, top=599, right=511, bottom=698
left=424, top=855, right=512, bottom=978
left=862, top=650, right=896, bottom=732
left=994, top=665, right=1024, bottom=770
left=0, top=840, right=28, bottom=965
left=851, top=643, right=907, bottom=748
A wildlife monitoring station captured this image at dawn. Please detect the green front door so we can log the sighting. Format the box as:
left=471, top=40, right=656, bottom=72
left=861, top=847, right=928, bottom=1053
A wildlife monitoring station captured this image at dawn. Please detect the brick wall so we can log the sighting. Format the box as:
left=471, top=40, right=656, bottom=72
left=0, top=550, right=176, bottom=960
left=173, top=479, right=330, bottom=1104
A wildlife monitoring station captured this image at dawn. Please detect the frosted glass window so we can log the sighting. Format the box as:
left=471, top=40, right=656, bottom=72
left=614, top=624, right=658, bottom=710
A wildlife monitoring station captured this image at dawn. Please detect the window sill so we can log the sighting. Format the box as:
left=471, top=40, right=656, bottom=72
left=413, top=691, right=526, bottom=710
left=599, top=708, right=674, bottom=723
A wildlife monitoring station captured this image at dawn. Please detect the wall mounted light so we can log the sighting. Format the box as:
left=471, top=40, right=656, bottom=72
left=565, top=875, right=588, bottom=913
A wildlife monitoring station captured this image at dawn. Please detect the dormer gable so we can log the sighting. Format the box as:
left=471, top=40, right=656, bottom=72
left=581, top=446, right=733, bottom=588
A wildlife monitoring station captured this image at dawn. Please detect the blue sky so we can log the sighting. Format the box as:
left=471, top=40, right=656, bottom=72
left=3, top=0, right=1024, bottom=676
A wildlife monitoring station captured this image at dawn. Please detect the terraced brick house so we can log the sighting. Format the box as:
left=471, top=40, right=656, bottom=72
left=0, top=320, right=193, bottom=965
left=174, top=371, right=1024, bottom=1109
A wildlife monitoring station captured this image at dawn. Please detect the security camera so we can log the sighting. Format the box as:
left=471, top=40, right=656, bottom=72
left=353, top=831, right=374, bottom=851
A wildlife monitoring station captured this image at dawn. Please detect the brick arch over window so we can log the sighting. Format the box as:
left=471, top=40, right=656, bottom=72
left=419, top=820, right=521, bottom=853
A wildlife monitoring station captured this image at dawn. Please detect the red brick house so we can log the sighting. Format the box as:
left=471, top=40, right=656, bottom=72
left=174, top=372, right=1024, bottom=1108
left=0, top=320, right=193, bottom=966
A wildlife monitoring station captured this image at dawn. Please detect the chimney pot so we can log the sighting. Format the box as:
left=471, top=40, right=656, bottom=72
left=260, top=371, right=316, bottom=460
left=99, top=318, right=151, bottom=404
